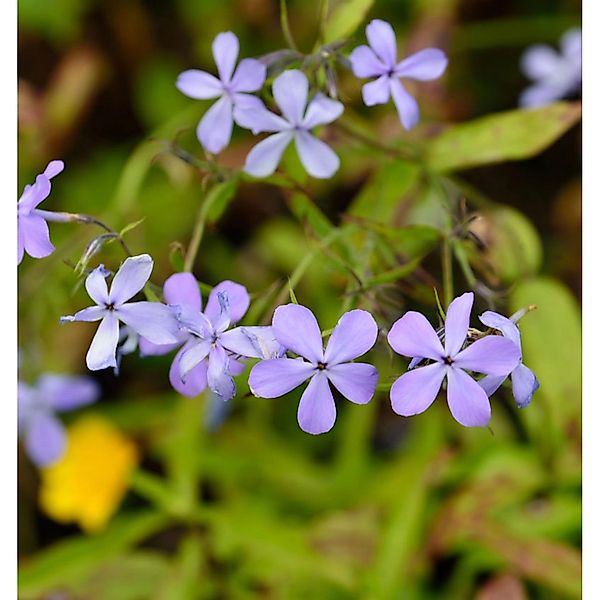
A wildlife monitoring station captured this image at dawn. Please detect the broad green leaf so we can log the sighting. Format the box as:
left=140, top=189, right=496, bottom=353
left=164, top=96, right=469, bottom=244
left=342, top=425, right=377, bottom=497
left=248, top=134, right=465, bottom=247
left=426, top=102, right=581, bottom=172
left=323, top=0, right=374, bottom=43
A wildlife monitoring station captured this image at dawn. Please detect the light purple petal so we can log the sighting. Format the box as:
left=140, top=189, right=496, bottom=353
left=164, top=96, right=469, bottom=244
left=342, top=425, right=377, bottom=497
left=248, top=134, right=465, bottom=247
left=248, top=358, right=314, bottom=397
left=197, top=95, right=234, bottom=154
left=207, top=345, right=236, bottom=400
left=24, top=413, right=66, bottom=467
left=212, top=31, right=239, bottom=84
left=390, top=363, right=446, bottom=416
left=43, top=160, right=64, bottom=179
left=205, top=280, right=249, bottom=325
left=63, top=305, right=107, bottom=323
left=453, top=336, right=520, bottom=376
left=479, top=310, right=522, bottom=351
left=297, top=372, right=336, bottom=435
left=20, top=214, right=54, bottom=259
left=38, top=374, right=100, bottom=412
left=229, top=358, right=246, bottom=376
left=85, top=267, right=109, bottom=305
left=243, top=131, right=293, bottom=177
left=86, top=314, right=120, bottom=371
left=387, top=311, right=444, bottom=360
left=326, top=362, right=378, bottom=405
left=444, top=292, right=473, bottom=357
left=324, top=309, right=378, bottom=365
left=408, top=356, right=424, bottom=369
left=446, top=367, right=491, bottom=427
left=519, top=84, right=560, bottom=108
left=520, top=44, right=559, bottom=80
left=18, top=175, right=51, bottom=213
left=164, top=272, right=202, bottom=312
left=302, top=94, right=344, bottom=129
left=561, top=28, right=582, bottom=64
left=389, top=78, right=419, bottom=130
left=478, top=374, right=506, bottom=398
left=169, top=343, right=208, bottom=397
left=17, top=221, right=24, bottom=264
left=138, top=336, right=181, bottom=357
left=230, top=58, right=266, bottom=92
left=109, top=254, right=153, bottom=306
left=349, top=45, right=387, bottom=78
left=176, top=69, right=223, bottom=99
left=220, top=326, right=283, bottom=359
left=179, top=338, right=212, bottom=381
left=362, top=75, right=391, bottom=106
left=117, top=302, right=180, bottom=345
left=233, top=98, right=289, bottom=133
left=175, top=304, right=213, bottom=338
left=366, top=19, right=397, bottom=70
left=272, top=304, right=324, bottom=364
left=511, top=363, right=539, bottom=408
left=272, top=70, right=308, bottom=126
left=395, top=48, right=448, bottom=81
left=294, top=131, right=340, bottom=179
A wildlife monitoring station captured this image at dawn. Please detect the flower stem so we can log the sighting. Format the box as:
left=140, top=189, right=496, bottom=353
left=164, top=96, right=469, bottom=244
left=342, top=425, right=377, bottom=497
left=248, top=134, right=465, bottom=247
left=280, top=0, right=298, bottom=52
left=442, top=235, right=454, bottom=309
left=184, top=202, right=206, bottom=273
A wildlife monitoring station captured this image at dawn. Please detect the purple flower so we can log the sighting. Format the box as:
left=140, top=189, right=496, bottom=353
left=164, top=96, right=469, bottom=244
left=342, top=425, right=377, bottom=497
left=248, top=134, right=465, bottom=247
left=18, top=374, right=99, bottom=467
left=17, top=160, right=64, bottom=264
left=387, top=292, right=520, bottom=427
left=519, top=28, right=581, bottom=108
left=248, top=305, right=379, bottom=435
left=176, top=31, right=266, bottom=154
left=234, top=69, right=344, bottom=179
left=61, top=254, right=180, bottom=371
left=349, top=19, right=448, bottom=130
left=142, top=273, right=283, bottom=400
left=478, top=311, right=539, bottom=408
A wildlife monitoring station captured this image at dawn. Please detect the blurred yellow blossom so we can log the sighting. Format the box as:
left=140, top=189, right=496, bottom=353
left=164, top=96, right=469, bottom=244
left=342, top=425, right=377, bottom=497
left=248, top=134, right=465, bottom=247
left=39, top=415, right=138, bottom=533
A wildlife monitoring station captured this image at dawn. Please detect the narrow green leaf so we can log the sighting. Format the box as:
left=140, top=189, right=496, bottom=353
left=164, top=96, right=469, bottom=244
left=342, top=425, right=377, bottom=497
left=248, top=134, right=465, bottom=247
left=323, top=0, right=374, bottom=43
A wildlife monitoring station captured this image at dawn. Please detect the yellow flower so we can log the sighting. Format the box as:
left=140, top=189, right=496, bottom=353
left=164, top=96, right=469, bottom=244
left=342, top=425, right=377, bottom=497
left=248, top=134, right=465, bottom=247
left=39, top=415, right=138, bottom=533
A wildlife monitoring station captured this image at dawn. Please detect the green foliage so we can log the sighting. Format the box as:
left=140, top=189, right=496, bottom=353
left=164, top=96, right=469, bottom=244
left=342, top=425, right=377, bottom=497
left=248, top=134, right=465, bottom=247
left=323, top=0, right=375, bottom=43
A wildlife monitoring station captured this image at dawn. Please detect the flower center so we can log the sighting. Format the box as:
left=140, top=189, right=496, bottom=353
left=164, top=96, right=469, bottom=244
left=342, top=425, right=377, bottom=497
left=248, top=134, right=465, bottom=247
left=316, top=362, right=327, bottom=371
left=105, top=303, right=115, bottom=311
left=443, top=356, right=453, bottom=365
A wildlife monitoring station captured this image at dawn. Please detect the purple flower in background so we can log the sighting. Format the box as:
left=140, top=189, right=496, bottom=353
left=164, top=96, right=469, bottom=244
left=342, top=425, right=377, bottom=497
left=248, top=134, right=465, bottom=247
left=349, top=19, right=448, bottom=130
left=478, top=311, right=539, bottom=408
left=61, top=255, right=180, bottom=371
left=176, top=31, right=266, bottom=154
left=519, top=28, right=581, bottom=108
left=249, top=305, right=379, bottom=435
left=17, top=160, right=64, bottom=264
left=234, top=69, right=344, bottom=179
left=387, top=293, right=520, bottom=427
left=18, top=374, right=99, bottom=467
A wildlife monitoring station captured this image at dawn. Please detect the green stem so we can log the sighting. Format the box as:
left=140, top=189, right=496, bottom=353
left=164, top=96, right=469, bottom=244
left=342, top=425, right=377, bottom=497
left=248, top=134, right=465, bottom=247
left=184, top=201, right=206, bottom=272
left=442, top=235, right=454, bottom=308
left=280, top=0, right=298, bottom=51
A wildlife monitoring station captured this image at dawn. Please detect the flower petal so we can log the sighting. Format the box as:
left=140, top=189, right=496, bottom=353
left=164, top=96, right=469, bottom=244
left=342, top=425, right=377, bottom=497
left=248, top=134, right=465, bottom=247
left=446, top=367, right=491, bottom=427
left=212, top=31, right=239, bottom=83
left=366, top=19, right=397, bottom=69
left=138, top=336, right=181, bottom=357
left=18, top=174, right=51, bottom=213
left=390, top=363, right=446, bottom=416
left=395, top=48, right=448, bottom=81
left=178, top=338, right=212, bottom=381
left=479, top=310, right=522, bottom=351
left=230, top=58, right=266, bottom=92
left=444, top=292, right=473, bottom=357
left=169, top=344, right=208, bottom=397
left=85, top=266, right=109, bottom=305
left=43, top=160, right=65, bottom=179
left=294, top=131, right=340, bottom=179
left=349, top=45, right=387, bottom=78
left=302, top=94, right=344, bottom=129
left=478, top=374, right=506, bottom=398
left=327, top=362, right=378, bottom=405
left=24, top=413, right=66, bottom=467
left=86, top=314, right=120, bottom=371
left=176, top=69, right=223, bottom=99
left=207, top=345, right=236, bottom=400
left=453, top=336, right=520, bottom=376
left=20, top=214, right=54, bottom=259
left=520, top=44, right=559, bottom=80
left=561, top=28, right=582, bottom=64
left=62, top=305, right=107, bottom=323
left=117, top=302, right=180, bottom=345
left=387, top=311, right=444, bottom=360
left=511, top=363, right=539, bottom=408
left=519, top=83, right=560, bottom=108
left=205, top=280, right=249, bottom=325
left=197, top=95, right=233, bottom=154
left=362, top=75, right=391, bottom=106
left=272, top=304, right=324, bottom=364
left=248, top=358, right=314, bottom=397
left=38, top=374, right=100, bottom=412
left=272, top=69, right=308, bottom=126
left=233, top=98, right=289, bottom=133
left=243, top=131, right=293, bottom=177
left=17, top=221, right=24, bottom=264
left=109, top=254, right=153, bottom=305
left=297, top=372, right=336, bottom=435
left=220, top=326, right=283, bottom=359
left=164, top=272, right=202, bottom=311
left=324, top=309, right=378, bottom=365
left=389, top=78, right=419, bottom=130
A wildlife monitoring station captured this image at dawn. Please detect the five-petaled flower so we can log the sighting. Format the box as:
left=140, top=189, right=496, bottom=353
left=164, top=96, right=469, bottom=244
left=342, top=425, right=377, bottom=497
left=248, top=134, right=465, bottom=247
left=17, top=160, right=64, bottom=264
left=176, top=31, right=266, bottom=154
left=18, top=374, right=100, bottom=467
left=249, top=304, right=379, bottom=435
left=350, top=19, right=448, bottom=130
left=61, top=254, right=180, bottom=371
left=387, top=292, right=520, bottom=427
left=234, top=69, right=344, bottom=179
left=519, top=28, right=581, bottom=108
left=478, top=311, right=540, bottom=408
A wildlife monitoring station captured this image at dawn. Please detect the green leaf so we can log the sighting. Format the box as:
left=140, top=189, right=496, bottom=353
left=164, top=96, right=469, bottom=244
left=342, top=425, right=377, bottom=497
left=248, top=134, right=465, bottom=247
left=426, top=102, right=581, bottom=172
left=119, top=217, right=146, bottom=238
left=323, top=0, right=374, bottom=43
left=288, top=192, right=334, bottom=238
left=205, top=176, right=239, bottom=224
left=288, top=279, right=299, bottom=303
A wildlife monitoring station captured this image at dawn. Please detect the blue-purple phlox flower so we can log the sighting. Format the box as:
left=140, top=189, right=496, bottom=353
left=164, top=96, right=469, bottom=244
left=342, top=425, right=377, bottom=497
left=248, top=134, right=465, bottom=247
left=176, top=31, right=266, bottom=154
left=17, top=160, right=64, bottom=265
left=141, top=273, right=283, bottom=401
left=234, top=69, right=344, bottom=179
left=18, top=374, right=100, bottom=467
left=61, top=254, right=180, bottom=371
left=387, top=292, right=520, bottom=427
left=519, top=28, right=581, bottom=108
left=478, top=311, right=539, bottom=408
left=349, top=19, right=448, bottom=130
left=249, top=304, right=379, bottom=435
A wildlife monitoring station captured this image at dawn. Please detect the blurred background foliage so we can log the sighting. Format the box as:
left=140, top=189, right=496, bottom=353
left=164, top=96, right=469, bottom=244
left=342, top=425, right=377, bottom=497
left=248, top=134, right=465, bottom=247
left=18, top=0, right=581, bottom=598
